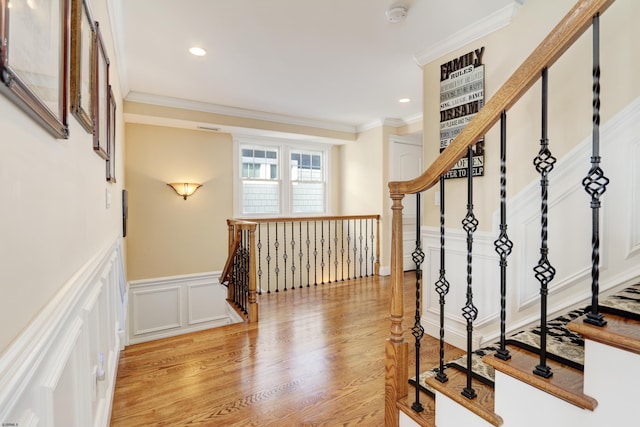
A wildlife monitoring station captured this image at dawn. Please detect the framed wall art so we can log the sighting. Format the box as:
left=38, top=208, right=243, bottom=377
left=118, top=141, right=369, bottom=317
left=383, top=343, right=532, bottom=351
left=0, top=0, right=69, bottom=138
left=106, top=85, right=116, bottom=182
left=70, top=0, right=95, bottom=133
left=93, top=21, right=110, bottom=160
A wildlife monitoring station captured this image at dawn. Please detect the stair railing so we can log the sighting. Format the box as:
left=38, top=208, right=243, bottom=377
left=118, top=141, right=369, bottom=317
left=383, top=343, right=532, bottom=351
left=235, top=215, right=380, bottom=293
left=385, top=1, right=615, bottom=425
left=222, top=219, right=258, bottom=322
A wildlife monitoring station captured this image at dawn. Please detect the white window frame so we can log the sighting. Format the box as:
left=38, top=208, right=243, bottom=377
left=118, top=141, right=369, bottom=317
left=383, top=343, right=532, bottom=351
left=233, top=136, right=331, bottom=218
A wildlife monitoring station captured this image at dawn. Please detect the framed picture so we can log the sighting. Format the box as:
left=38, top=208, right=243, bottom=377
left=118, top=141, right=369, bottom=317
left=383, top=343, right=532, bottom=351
left=70, top=0, right=95, bottom=133
left=93, top=21, right=109, bottom=160
left=0, top=0, right=69, bottom=138
left=106, top=85, right=116, bottom=182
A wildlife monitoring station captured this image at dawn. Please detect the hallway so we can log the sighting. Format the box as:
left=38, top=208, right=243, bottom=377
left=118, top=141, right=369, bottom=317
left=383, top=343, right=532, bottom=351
left=110, top=274, right=463, bottom=426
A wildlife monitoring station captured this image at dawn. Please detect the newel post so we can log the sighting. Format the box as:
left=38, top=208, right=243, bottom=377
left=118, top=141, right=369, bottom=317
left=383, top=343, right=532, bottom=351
left=226, top=220, right=236, bottom=301
left=385, top=189, right=408, bottom=427
left=248, top=223, right=259, bottom=322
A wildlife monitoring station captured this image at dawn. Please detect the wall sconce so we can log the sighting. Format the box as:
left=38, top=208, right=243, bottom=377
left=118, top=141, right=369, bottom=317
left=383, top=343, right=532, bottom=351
left=167, top=182, right=202, bottom=200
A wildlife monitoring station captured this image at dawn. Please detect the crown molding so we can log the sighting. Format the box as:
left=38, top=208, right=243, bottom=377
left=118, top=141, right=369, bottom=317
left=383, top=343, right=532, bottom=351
left=414, top=2, right=522, bottom=67
left=357, top=113, right=423, bottom=133
left=125, top=91, right=358, bottom=134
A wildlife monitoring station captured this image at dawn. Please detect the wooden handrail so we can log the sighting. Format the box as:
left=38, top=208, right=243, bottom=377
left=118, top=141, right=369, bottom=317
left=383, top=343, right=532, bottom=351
left=388, top=0, right=615, bottom=197
left=236, top=214, right=380, bottom=223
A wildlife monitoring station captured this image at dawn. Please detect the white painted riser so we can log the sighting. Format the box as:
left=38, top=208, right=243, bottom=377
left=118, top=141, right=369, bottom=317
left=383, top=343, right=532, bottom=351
left=400, top=340, right=640, bottom=427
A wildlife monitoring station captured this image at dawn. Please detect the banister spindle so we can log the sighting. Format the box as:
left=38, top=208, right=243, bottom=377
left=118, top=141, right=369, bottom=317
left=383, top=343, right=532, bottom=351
left=411, top=193, right=426, bottom=412
left=494, top=111, right=513, bottom=361
left=461, top=147, right=479, bottom=399
left=266, top=224, right=272, bottom=293
left=435, top=176, right=450, bottom=383
left=533, top=67, right=556, bottom=379
left=582, top=13, right=609, bottom=327
left=257, top=223, right=262, bottom=295
left=283, top=222, right=288, bottom=291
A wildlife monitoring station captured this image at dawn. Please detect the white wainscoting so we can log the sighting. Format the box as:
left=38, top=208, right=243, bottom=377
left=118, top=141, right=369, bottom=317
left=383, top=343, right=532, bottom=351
left=422, top=97, right=640, bottom=350
left=0, top=238, right=126, bottom=427
left=128, top=272, right=240, bottom=344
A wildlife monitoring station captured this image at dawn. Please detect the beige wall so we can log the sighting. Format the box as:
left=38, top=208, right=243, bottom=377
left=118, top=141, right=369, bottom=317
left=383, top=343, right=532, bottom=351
left=125, top=124, right=233, bottom=280
left=340, top=126, right=394, bottom=268
left=0, top=0, right=124, bottom=353
left=421, top=0, right=639, bottom=230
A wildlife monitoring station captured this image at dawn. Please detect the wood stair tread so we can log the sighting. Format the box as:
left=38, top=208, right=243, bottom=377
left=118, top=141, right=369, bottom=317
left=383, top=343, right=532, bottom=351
left=483, top=345, right=597, bottom=410
left=567, top=312, right=640, bottom=355
left=425, top=367, right=503, bottom=426
left=396, top=385, right=436, bottom=427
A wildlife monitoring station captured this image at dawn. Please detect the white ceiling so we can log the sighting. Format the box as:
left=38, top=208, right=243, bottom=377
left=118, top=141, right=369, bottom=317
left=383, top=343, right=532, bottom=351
left=110, top=0, right=521, bottom=133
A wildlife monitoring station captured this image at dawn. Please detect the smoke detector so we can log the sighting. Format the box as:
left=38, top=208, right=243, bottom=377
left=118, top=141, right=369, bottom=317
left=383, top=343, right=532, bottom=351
left=386, top=5, right=407, bottom=23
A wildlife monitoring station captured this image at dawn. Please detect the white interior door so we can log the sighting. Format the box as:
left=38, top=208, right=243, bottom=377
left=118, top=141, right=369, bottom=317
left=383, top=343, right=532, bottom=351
left=389, top=134, right=423, bottom=271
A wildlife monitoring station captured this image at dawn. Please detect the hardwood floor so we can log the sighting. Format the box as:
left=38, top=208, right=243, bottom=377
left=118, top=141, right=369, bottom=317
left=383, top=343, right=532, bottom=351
left=110, top=273, right=463, bottom=426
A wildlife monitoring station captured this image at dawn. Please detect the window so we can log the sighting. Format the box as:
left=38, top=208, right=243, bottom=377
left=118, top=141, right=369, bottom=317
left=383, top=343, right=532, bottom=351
left=235, top=138, right=329, bottom=216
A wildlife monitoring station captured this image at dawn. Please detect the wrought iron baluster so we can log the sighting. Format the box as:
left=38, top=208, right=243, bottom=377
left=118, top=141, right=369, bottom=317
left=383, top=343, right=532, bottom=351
left=314, top=221, right=318, bottom=286
left=266, top=224, right=271, bottom=293
left=583, top=13, right=608, bottom=327
left=347, top=220, right=351, bottom=279
left=327, top=221, right=332, bottom=283
left=356, top=219, right=361, bottom=278
left=364, top=219, right=369, bottom=277
left=370, top=219, right=376, bottom=276
left=257, top=223, right=263, bottom=295
left=494, top=111, right=513, bottom=361
left=290, top=222, right=296, bottom=290
left=461, top=147, right=479, bottom=399
left=411, top=193, right=426, bottom=412
left=283, top=223, right=288, bottom=291
left=341, top=219, right=345, bottom=281
left=321, top=220, right=326, bottom=284
left=533, top=67, right=556, bottom=379
left=305, top=221, right=311, bottom=287
left=334, top=220, right=339, bottom=281
left=435, top=176, right=450, bottom=383
left=359, top=219, right=364, bottom=278
left=274, top=222, right=280, bottom=292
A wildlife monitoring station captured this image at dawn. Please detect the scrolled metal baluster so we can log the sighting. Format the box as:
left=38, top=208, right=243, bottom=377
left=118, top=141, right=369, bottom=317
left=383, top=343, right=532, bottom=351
left=321, top=221, right=326, bottom=284
left=283, top=222, right=288, bottom=291
left=533, top=67, right=556, bottom=379
left=494, top=111, right=513, bottom=361
left=274, top=222, right=280, bottom=292
left=583, top=13, right=608, bottom=327
left=266, top=224, right=271, bottom=294
left=364, top=219, right=369, bottom=277
left=257, top=223, right=263, bottom=295
left=461, top=147, right=479, bottom=399
left=290, top=222, right=295, bottom=291
left=306, top=221, right=311, bottom=287
left=314, top=221, right=318, bottom=286
left=341, top=220, right=345, bottom=281
left=355, top=219, right=361, bottom=278
left=411, top=193, right=426, bottom=412
left=334, top=220, right=339, bottom=281
left=347, top=220, right=351, bottom=279
left=435, top=176, right=450, bottom=383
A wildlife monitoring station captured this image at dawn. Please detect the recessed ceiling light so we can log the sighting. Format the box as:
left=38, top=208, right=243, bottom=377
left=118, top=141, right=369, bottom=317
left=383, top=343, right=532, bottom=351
left=189, top=47, right=206, bottom=56
left=399, top=98, right=411, bottom=103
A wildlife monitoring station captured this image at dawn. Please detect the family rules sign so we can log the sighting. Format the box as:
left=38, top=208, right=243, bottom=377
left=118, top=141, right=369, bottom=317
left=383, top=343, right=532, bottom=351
left=440, top=47, right=485, bottom=179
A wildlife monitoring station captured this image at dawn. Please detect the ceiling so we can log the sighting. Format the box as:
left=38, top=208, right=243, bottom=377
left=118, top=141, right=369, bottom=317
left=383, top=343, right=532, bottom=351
left=110, top=0, right=521, bottom=134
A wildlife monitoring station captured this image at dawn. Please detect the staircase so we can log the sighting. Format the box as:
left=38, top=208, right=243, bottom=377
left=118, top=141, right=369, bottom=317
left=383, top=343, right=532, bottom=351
left=397, top=286, right=640, bottom=427
left=384, top=0, right=640, bottom=425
